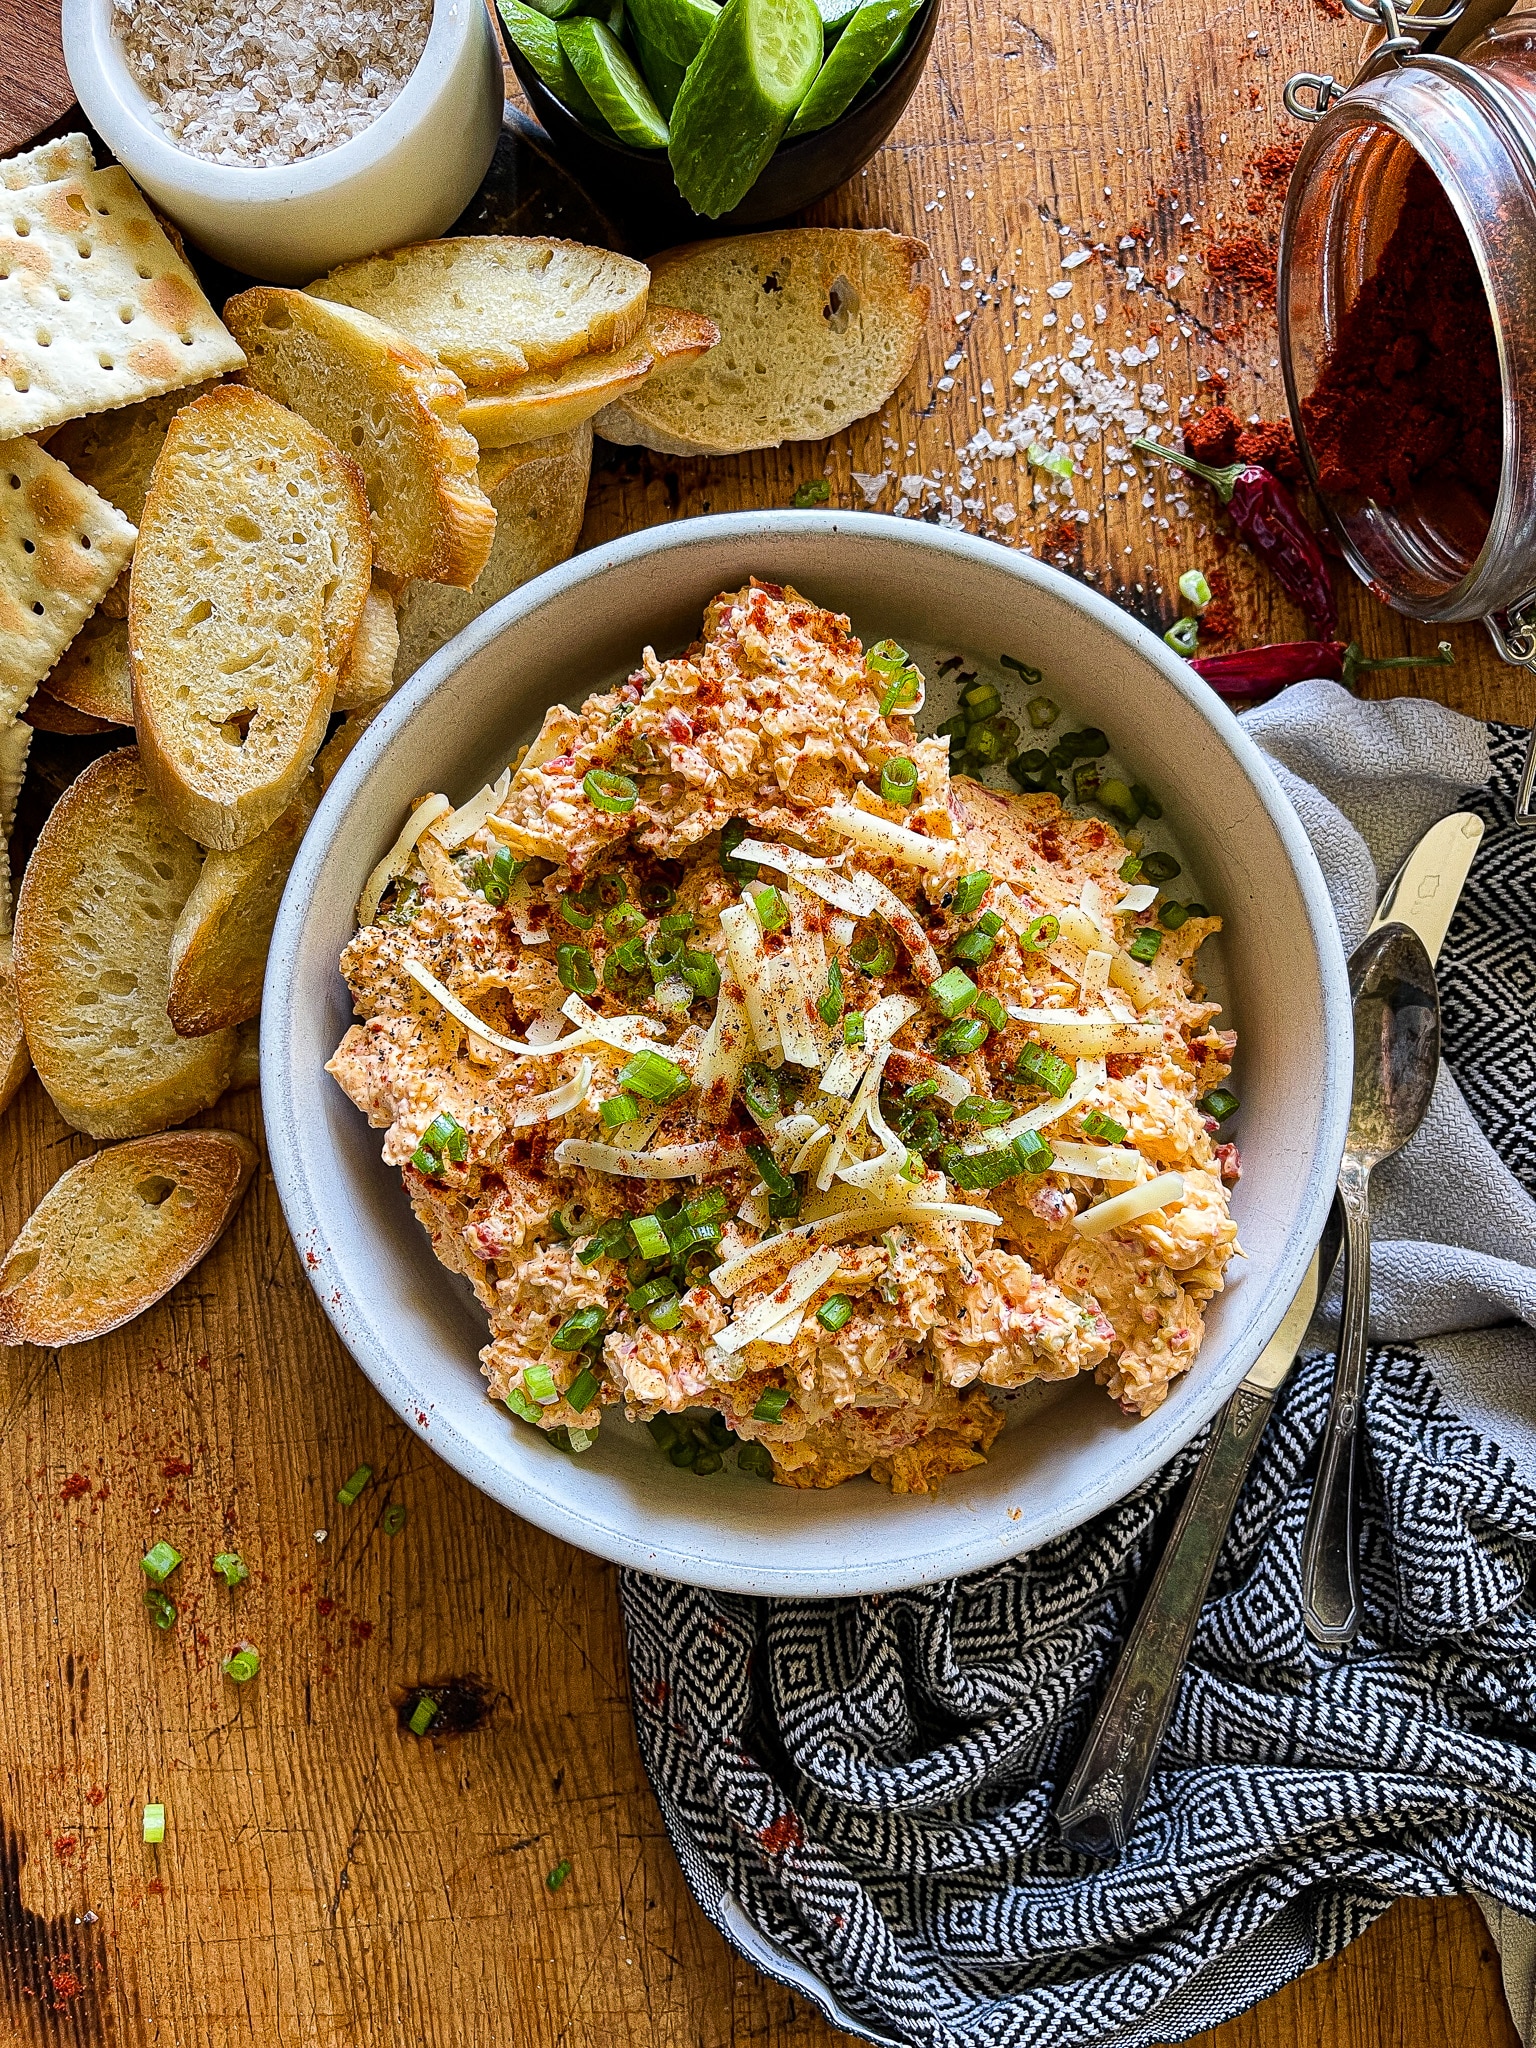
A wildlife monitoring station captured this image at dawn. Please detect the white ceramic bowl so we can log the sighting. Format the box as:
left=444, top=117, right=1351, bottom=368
left=62, top=0, right=503, bottom=282
left=264, top=513, right=1352, bottom=1597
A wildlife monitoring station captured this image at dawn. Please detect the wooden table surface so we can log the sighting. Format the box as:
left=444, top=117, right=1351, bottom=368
left=0, top=2, right=1525, bottom=2044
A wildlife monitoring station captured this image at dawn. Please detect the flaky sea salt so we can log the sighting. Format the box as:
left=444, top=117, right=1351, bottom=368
left=114, top=0, right=434, bottom=166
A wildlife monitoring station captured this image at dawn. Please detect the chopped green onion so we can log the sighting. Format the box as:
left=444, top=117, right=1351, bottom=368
left=738, top=1441, right=774, bottom=1478
left=931, top=968, right=978, bottom=1018
left=1140, top=850, right=1182, bottom=884
left=903, top=1078, right=939, bottom=1105
left=850, top=927, right=896, bottom=976
left=816, top=1295, right=853, bottom=1332
left=408, top=1695, right=438, bottom=1736
left=648, top=1415, right=679, bottom=1449
left=935, top=1018, right=989, bottom=1058
left=954, top=1095, right=1014, bottom=1126
left=962, top=679, right=1004, bottom=720
left=629, top=1277, right=675, bottom=1312
left=867, top=640, right=923, bottom=716
left=222, top=1643, right=260, bottom=1685
left=630, top=1213, right=670, bottom=1261
left=566, top=1365, right=601, bottom=1411
left=953, top=928, right=995, bottom=965
left=1179, top=568, right=1212, bottom=610
left=610, top=931, right=649, bottom=975
left=1164, top=617, right=1200, bottom=655
left=524, top=1363, right=560, bottom=1406
left=793, top=477, right=831, bottom=507
left=940, top=1142, right=1019, bottom=1190
left=637, top=873, right=677, bottom=913
left=741, top=1064, right=781, bottom=1120
left=905, top=1108, right=941, bottom=1152
left=145, top=1588, right=176, bottom=1630
left=817, top=956, right=843, bottom=1027
left=1001, top=654, right=1044, bottom=683
left=1158, top=900, right=1190, bottom=930
left=212, top=1552, right=248, bottom=1589
left=976, top=911, right=1003, bottom=938
left=645, top=928, right=684, bottom=979
left=1026, top=695, right=1059, bottom=729
left=720, top=818, right=757, bottom=880
left=1128, top=928, right=1164, bottom=963
left=669, top=1439, right=697, bottom=1468
left=596, top=871, right=628, bottom=907
left=337, top=1464, right=372, bottom=1507
left=1012, top=1129, right=1056, bottom=1175
left=618, top=1049, right=690, bottom=1105
left=753, top=1388, right=791, bottom=1422
left=558, top=892, right=595, bottom=931
left=686, top=1190, right=726, bottom=1226
left=578, top=1218, right=632, bottom=1265
left=1082, top=1108, right=1129, bottom=1143
left=1056, top=727, right=1110, bottom=761
left=1023, top=912, right=1059, bottom=950
left=556, top=944, right=597, bottom=995
left=583, top=768, right=638, bottom=815
left=1200, top=1088, right=1241, bottom=1122
left=605, top=902, right=645, bottom=941
left=648, top=1295, right=683, bottom=1331
left=844, top=1011, right=865, bottom=1046
left=965, top=722, right=1007, bottom=768
left=412, top=1109, right=468, bottom=1176
left=382, top=1505, right=407, bottom=1535
left=475, top=846, right=517, bottom=906
left=1096, top=778, right=1141, bottom=825
left=1133, top=784, right=1164, bottom=821
left=505, top=1386, right=541, bottom=1423
left=680, top=947, right=720, bottom=1001
left=1074, top=762, right=1103, bottom=806
left=880, top=757, right=918, bottom=806
left=1016, top=1042, right=1077, bottom=1096
left=143, top=1803, right=165, bottom=1845
left=553, top=1307, right=605, bottom=1351
left=952, top=870, right=992, bottom=918
left=745, top=1144, right=801, bottom=1219
left=1119, top=853, right=1142, bottom=883
left=1027, top=443, right=1075, bottom=479
left=546, top=1858, right=573, bottom=1891
left=973, top=991, right=1008, bottom=1032
left=599, top=1094, right=640, bottom=1130
left=142, top=1541, right=181, bottom=1584
left=749, top=883, right=788, bottom=933
left=382, top=877, right=422, bottom=926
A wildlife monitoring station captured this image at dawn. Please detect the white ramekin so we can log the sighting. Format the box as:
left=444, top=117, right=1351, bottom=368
left=62, top=0, right=504, bottom=283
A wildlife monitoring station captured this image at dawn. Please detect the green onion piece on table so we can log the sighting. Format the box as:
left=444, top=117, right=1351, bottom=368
left=1128, top=927, right=1164, bottom=963
left=566, top=1365, right=601, bottom=1411
left=409, top=1696, right=438, bottom=1737
left=1082, top=1108, right=1129, bottom=1143
left=618, top=1049, right=691, bottom=1103
left=1023, top=912, right=1059, bottom=950
left=750, top=882, right=788, bottom=932
left=212, top=1552, right=248, bottom=1589
left=553, top=1306, right=605, bottom=1351
left=1199, top=1088, right=1241, bottom=1121
left=222, top=1643, right=260, bottom=1685
left=667, top=0, right=823, bottom=218
left=337, top=1463, right=372, bottom=1507
left=582, top=767, right=640, bottom=814
left=1164, top=617, right=1200, bottom=655
left=951, top=870, right=992, bottom=918
left=1027, top=444, right=1074, bottom=479
left=792, top=478, right=831, bottom=507
left=143, top=1803, right=166, bottom=1846
left=752, top=1387, right=791, bottom=1422
left=930, top=967, right=978, bottom=1018
left=1016, top=1042, right=1076, bottom=1095
left=547, top=1858, right=573, bottom=1891
left=1179, top=568, right=1212, bottom=610
left=142, top=1541, right=181, bottom=1584
left=145, top=1587, right=176, bottom=1630
left=816, top=1294, right=853, bottom=1332
left=382, top=1505, right=408, bottom=1536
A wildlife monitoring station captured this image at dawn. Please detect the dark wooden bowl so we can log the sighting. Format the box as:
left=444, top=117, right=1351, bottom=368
left=503, top=0, right=940, bottom=248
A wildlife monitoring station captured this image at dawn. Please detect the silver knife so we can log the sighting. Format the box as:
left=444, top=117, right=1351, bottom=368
left=1055, top=1250, right=1325, bottom=1854
left=1368, top=810, right=1483, bottom=954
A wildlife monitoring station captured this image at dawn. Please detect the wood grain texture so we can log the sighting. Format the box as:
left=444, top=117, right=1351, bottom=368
left=0, top=0, right=1527, bottom=2040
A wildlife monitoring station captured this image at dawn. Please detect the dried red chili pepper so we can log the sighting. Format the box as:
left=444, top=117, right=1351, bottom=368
left=1133, top=436, right=1337, bottom=636
left=1189, top=639, right=1454, bottom=701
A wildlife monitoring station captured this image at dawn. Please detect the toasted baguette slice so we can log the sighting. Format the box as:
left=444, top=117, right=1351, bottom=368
left=168, top=778, right=318, bottom=1034
left=394, top=425, right=592, bottom=686
left=0, top=1129, right=258, bottom=1346
left=50, top=381, right=222, bottom=601
left=130, top=385, right=371, bottom=850
left=227, top=1017, right=260, bottom=1093
left=461, top=308, right=718, bottom=449
left=223, top=288, right=495, bottom=588
left=40, top=612, right=133, bottom=724
left=0, top=719, right=31, bottom=940
left=24, top=687, right=117, bottom=734
left=308, top=238, right=651, bottom=383
left=335, top=580, right=400, bottom=712
left=315, top=709, right=376, bottom=790
left=0, top=938, right=29, bottom=1117
left=592, top=231, right=929, bottom=455
left=14, top=748, right=237, bottom=1136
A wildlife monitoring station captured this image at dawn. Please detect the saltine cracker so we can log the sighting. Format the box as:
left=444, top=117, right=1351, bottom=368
left=1, top=133, right=95, bottom=191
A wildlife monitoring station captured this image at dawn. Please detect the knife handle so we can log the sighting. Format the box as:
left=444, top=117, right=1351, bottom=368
left=1055, top=1378, right=1276, bottom=1854
left=1301, top=1159, right=1371, bottom=1646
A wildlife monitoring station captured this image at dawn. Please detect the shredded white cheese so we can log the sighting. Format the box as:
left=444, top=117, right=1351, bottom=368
left=1048, top=1139, right=1146, bottom=1182
left=719, top=902, right=782, bottom=1062
left=511, top=1058, right=593, bottom=1128
left=431, top=768, right=512, bottom=852
left=403, top=958, right=577, bottom=1059
left=826, top=799, right=952, bottom=873
left=715, top=1247, right=842, bottom=1352
left=357, top=793, right=451, bottom=926
left=1010, top=1009, right=1168, bottom=1057
left=554, top=1138, right=747, bottom=1179
left=1113, top=883, right=1159, bottom=916
left=1074, top=1170, right=1185, bottom=1237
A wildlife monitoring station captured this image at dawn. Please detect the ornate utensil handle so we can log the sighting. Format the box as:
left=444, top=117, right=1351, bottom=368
left=1300, top=1159, right=1372, bottom=1646
left=1055, top=1379, right=1277, bottom=1854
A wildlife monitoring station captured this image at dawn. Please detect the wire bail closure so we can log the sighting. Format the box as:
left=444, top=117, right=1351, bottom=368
left=1483, top=606, right=1536, bottom=824
left=1285, top=0, right=1468, bottom=112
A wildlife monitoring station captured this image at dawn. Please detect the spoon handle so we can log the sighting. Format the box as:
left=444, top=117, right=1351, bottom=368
left=1301, top=1160, right=1372, bottom=1646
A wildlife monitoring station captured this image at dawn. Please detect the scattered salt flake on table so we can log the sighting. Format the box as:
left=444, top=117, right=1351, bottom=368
left=1047, top=281, right=1074, bottom=299
left=852, top=472, right=890, bottom=504
left=1061, top=249, right=1093, bottom=270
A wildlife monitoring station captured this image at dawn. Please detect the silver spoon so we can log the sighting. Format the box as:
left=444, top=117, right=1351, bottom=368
left=1300, top=922, right=1439, bottom=1647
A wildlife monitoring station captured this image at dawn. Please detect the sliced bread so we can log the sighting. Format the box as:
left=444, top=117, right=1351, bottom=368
left=0, top=719, right=29, bottom=940
left=460, top=307, right=718, bottom=449
left=393, top=424, right=592, bottom=686
left=592, top=230, right=929, bottom=455
left=223, top=287, right=496, bottom=588
left=0, top=1128, right=258, bottom=1346
left=24, top=688, right=116, bottom=734
left=315, top=709, right=376, bottom=790
left=129, top=384, right=371, bottom=850
left=50, top=380, right=222, bottom=602
left=168, top=776, right=319, bottom=1035
left=308, top=238, right=651, bottom=383
left=14, top=747, right=237, bottom=1137
left=40, top=612, right=133, bottom=724
left=0, top=937, right=30, bottom=1118
left=334, top=579, right=400, bottom=712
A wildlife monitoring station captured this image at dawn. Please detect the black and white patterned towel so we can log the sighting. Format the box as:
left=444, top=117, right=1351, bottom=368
left=620, top=687, right=1536, bottom=2048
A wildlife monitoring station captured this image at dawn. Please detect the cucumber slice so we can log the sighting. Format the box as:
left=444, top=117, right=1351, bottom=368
left=627, top=0, right=720, bottom=66
left=577, top=0, right=625, bottom=32
left=785, top=0, right=919, bottom=134
left=812, top=0, right=862, bottom=32
left=558, top=17, right=671, bottom=146
left=668, top=0, right=822, bottom=217
left=497, top=0, right=603, bottom=120
left=516, top=0, right=584, bottom=21
left=633, top=30, right=690, bottom=115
